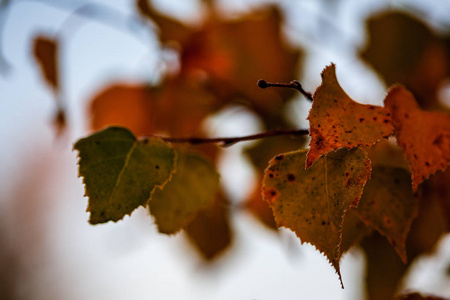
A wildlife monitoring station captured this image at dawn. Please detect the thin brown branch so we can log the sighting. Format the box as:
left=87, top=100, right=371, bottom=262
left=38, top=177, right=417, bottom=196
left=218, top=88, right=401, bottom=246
left=148, top=129, right=309, bottom=147
left=257, top=79, right=313, bottom=102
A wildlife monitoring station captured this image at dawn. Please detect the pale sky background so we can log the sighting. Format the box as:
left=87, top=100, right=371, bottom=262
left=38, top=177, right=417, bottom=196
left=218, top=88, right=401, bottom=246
left=1, top=0, right=450, bottom=299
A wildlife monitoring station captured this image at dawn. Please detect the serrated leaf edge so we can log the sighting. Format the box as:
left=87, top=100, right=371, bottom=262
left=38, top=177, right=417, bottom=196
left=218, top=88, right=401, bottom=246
left=73, top=131, right=177, bottom=223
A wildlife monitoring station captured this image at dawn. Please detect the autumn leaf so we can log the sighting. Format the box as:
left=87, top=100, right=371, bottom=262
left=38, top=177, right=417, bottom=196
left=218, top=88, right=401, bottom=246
left=361, top=12, right=450, bottom=110
left=384, top=85, right=450, bottom=191
left=33, top=35, right=67, bottom=135
left=184, top=193, right=232, bottom=260
left=395, top=293, right=448, bottom=300
left=136, top=0, right=193, bottom=45
left=340, top=210, right=372, bottom=254
left=245, top=180, right=278, bottom=230
left=406, top=168, right=450, bottom=259
left=262, top=148, right=371, bottom=286
left=361, top=233, right=409, bottom=300
left=90, top=78, right=223, bottom=137
left=33, top=35, right=58, bottom=91
left=90, top=84, right=154, bottom=136
left=306, top=64, right=392, bottom=168
left=179, top=7, right=302, bottom=121
left=366, top=139, right=409, bottom=170
left=244, top=135, right=306, bottom=230
left=74, top=126, right=175, bottom=224
left=356, top=166, right=418, bottom=263
left=149, top=148, right=220, bottom=234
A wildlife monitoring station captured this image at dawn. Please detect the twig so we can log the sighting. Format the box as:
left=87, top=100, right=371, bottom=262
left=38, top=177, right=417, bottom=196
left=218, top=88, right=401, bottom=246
left=148, top=129, right=309, bottom=147
left=257, top=79, right=313, bottom=102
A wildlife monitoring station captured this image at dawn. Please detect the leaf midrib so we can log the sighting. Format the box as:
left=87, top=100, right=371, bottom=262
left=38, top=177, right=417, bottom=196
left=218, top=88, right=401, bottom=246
left=108, top=141, right=138, bottom=206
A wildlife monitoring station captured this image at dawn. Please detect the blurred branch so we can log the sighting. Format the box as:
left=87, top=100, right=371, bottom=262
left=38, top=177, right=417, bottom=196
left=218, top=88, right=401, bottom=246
left=150, top=128, right=309, bottom=147
left=13, top=0, right=149, bottom=39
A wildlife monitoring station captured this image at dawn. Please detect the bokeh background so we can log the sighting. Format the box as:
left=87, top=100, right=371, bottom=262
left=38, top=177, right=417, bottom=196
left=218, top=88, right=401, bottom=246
left=1, top=0, right=450, bottom=299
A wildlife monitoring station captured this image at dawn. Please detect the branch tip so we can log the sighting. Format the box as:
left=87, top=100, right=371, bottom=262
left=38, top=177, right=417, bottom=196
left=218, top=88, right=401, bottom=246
left=257, top=79, right=268, bottom=89
left=256, top=79, right=313, bottom=102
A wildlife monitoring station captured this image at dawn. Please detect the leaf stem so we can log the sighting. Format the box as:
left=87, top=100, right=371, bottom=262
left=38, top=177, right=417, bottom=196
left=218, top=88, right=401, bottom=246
left=257, top=79, right=313, bottom=102
left=149, top=129, right=309, bottom=147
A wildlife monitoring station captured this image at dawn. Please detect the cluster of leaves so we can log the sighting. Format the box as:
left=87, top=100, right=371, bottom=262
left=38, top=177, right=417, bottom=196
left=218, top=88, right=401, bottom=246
left=30, top=1, right=450, bottom=299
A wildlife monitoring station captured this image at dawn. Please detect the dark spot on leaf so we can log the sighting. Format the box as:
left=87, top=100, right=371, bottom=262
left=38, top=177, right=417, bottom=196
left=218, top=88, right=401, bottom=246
left=287, top=174, right=295, bottom=182
left=373, top=117, right=378, bottom=121
left=271, top=191, right=277, bottom=196
left=322, top=221, right=326, bottom=225
left=155, top=165, right=160, bottom=169
left=334, top=99, right=338, bottom=103
left=269, top=173, right=274, bottom=178
left=275, top=155, right=284, bottom=161
left=404, top=113, right=409, bottom=118
left=345, top=130, right=352, bottom=133
left=369, top=106, right=375, bottom=110
left=383, top=119, right=390, bottom=124
left=413, top=154, right=418, bottom=159
left=425, top=162, right=430, bottom=167
left=359, top=118, right=365, bottom=122
left=433, top=135, right=443, bottom=146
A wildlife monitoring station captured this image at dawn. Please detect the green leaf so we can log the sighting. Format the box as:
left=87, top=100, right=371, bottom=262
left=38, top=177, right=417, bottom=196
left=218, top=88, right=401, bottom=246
left=262, top=148, right=371, bottom=287
left=149, top=148, right=220, bottom=234
left=356, top=166, right=419, bottom=263
left=74, top=126, right=175, bottom=224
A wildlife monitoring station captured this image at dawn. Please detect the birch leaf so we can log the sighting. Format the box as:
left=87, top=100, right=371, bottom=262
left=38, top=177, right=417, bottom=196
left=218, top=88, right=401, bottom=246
left=74, top=126, right=175, bottom=224
left=357, top=166, right=419, bottom=263
left=384, top=85, right=450, bottom=191
left=149, top=149, right=220, bottom=234
left=262, top=148, right=371, bottom=287
left=306, top=64, right=392, bottom=168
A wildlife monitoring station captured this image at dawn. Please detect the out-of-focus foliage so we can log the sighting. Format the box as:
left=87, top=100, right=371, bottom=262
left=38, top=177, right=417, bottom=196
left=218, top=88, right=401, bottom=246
left=12, top=0, right=450, bottom=299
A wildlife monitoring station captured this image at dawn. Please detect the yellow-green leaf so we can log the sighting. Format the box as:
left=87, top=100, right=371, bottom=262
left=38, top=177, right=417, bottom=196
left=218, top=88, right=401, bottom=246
left=262, top=148, right=371, bottom=287
left=356, top=166, right=419, bottom=263
left=74, top=126, right=175, bottom=224
left=149, top=149, right=220, bottom=234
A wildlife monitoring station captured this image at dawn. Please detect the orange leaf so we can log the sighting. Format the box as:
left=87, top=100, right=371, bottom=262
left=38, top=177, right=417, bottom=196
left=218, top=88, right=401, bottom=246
left=356, top=166, right=418, bottom=263
left=33, top=36, right=58, bottom=91
left=136, top=0, right=192, bottom=45
left=384, top=85, right=450, bottom=191
left=306, top=64, right=393, bottom=168
left=90, top=84, right=153, bottom=136
left=179, top=7, right=302, bottom=119
left=90, top=78, right=223, bottom=136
